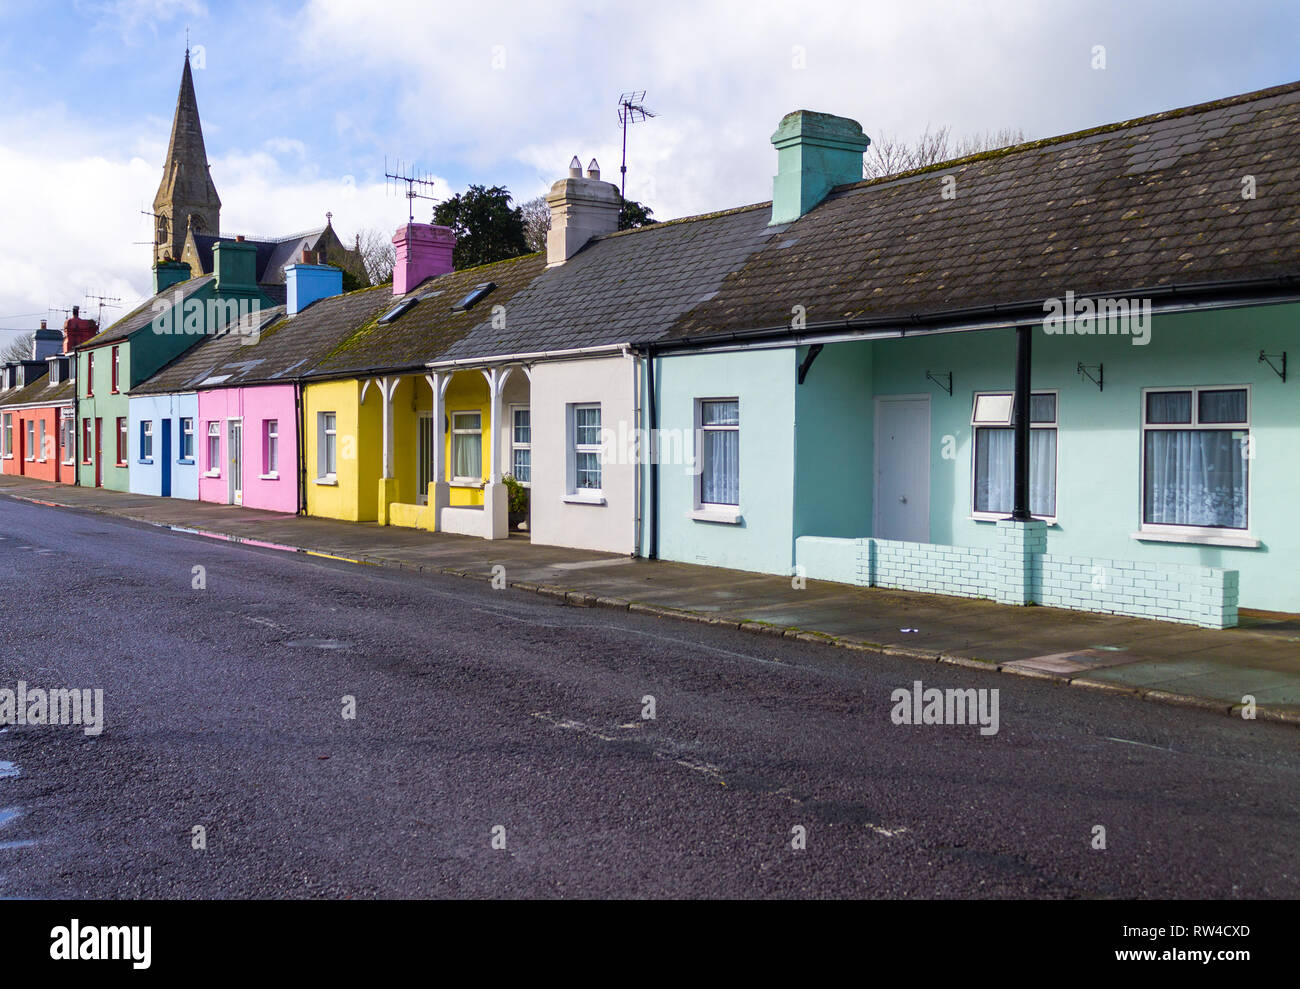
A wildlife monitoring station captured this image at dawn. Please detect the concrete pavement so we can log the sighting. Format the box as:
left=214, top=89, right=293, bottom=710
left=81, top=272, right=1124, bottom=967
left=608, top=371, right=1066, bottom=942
left=3, top=472, right=1298, bottom=726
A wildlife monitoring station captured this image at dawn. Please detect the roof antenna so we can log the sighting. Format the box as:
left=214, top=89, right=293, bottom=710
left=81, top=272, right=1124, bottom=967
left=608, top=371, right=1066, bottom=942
left=85, top=292, right=122, bottom=328
left=384, top=157, right=440, bottom=225
left=617, top=91, right=657, bottom=201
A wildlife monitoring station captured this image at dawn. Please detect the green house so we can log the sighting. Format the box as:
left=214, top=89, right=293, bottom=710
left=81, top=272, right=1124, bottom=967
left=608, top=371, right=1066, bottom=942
left=76, top=240, right=269, bottom=491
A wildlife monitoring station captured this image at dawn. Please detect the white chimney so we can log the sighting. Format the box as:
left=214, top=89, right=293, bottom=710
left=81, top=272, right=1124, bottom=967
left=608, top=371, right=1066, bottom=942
left=546, top=155, right=621, bottom=266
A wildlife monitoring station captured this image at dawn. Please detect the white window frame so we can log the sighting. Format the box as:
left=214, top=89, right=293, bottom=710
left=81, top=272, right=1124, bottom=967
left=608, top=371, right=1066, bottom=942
left=450, top=410, right=484, bottom=485
left=37, top=420, right=47, bottom=462
left=564, top=402, right=604, bottom=503
left=1, top=413, right=10, bottom=459
left=509, top=404, right=531, bottom=486
left=180, top=417, right=195, bottom=462
left=140, top=419, right=154, bottom=463
left=25, top=419, right=35, bottom=462
left=1136, top=384, right=1254, bottom=544
left=316, top=412, right=337, bottom=483
left=60, top=414, right=74, bottom=466
left=692, top=397, right=741, bottom=523
left=205, top=421, right=221, bottom=477
left=116, top=417, right=128, bottom=466
left=970, top=389, right=1059, bottom=523
left=262, top=419, right=279, bottom=479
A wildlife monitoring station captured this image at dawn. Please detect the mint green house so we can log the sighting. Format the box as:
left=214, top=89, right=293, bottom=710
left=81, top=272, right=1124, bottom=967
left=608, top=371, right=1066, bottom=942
left=645, top=82, right=1300, bottom=627
left=76, top=241, right=268, bottom=491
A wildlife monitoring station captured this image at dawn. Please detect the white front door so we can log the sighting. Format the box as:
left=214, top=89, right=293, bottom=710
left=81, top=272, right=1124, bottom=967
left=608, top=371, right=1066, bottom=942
left=228, top=419, right=242, bottom=506
left=873, top=396, right=930, bottom=542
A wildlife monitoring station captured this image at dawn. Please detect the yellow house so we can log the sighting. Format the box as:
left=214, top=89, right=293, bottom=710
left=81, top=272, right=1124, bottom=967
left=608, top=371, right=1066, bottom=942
left=300, top=246, right=546, bottom=531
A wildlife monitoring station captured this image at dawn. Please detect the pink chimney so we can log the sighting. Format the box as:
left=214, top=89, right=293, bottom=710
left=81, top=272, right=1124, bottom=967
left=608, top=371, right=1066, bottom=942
left=392, top=223, right=456, bottom=296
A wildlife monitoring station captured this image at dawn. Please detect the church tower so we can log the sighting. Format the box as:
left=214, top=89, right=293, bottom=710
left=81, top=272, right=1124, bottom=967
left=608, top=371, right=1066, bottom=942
left=152, top=51, right=221, bottom=264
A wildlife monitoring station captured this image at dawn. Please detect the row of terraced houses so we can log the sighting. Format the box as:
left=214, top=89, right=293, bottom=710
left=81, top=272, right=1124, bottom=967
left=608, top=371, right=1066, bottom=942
left=4, top=56, right=1300, bottom=630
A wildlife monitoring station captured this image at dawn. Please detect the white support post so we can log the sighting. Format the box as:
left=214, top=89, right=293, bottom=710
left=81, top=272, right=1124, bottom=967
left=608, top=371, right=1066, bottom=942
left=424, top=371, right=451, bottom=530
left=480, top=365, right=510, bottom=539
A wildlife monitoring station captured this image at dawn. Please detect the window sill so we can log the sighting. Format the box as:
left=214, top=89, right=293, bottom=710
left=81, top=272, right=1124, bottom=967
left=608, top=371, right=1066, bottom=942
left=139, top=459, right=154, bottom=466
left=178, top=458, right=195, bottom=466
left=259, top=472, right=280, bottom=481
left=203, top=469, right=221, bottom=478
left=1131, top=530, right=1260, bottom=549
left=563, top=492, right=607, bottom=506
left=314, top=476, right=338, bottom=486
left=970, top=515, right=1060, bottom=527
left=452, top=479, right=485, bottom=489
left=61, top=460, right=73, bottom=466
left=690, top=507, right=742, bottom=525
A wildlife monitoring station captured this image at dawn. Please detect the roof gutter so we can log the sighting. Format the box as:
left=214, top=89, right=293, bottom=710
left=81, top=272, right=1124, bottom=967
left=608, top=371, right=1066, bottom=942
left=638, top=276, right=1300, bottom=355
left=426, top=342, right=632, bottom=370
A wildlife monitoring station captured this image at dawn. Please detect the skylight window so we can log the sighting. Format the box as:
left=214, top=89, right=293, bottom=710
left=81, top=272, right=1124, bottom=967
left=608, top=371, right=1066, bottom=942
left=453, top=282, right=496, bottom=312
left=379, top=297, right=419, bottom=324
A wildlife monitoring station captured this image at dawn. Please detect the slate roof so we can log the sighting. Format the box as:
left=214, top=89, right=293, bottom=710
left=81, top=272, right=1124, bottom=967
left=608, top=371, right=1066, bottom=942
left=665, top=80, right=1300, bottom=342
left=435, top=204, right=775, bottom=363
left=305, top=253, right=549, bottom=378
left=81, top=275, right=215, bottom=348
left=191, top=229, right=327, bottom=287
left=0, top=373, right=74, bottom=409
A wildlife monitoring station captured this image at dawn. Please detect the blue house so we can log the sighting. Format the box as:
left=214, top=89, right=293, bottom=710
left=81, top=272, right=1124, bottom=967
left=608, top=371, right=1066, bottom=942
left=644, top=82, right=1300, bottom=628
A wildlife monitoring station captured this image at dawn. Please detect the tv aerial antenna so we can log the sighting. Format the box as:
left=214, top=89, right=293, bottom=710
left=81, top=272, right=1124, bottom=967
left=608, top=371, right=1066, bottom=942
left=86, top=293, right=122, bottom=327
left=617, top=91, right=656, bottom=201
left=137, top=207, right=166, bottom=252
left=384, top=158, right=441, bottom=224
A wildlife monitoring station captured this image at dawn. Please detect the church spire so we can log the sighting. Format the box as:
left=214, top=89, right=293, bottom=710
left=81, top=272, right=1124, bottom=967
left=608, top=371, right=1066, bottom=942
left=152, top=51, right=221, bottom=264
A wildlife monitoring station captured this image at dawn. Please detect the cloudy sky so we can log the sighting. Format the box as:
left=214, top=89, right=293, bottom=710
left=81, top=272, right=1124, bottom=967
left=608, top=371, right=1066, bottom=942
left=1, top=0, right=1297, bottom=347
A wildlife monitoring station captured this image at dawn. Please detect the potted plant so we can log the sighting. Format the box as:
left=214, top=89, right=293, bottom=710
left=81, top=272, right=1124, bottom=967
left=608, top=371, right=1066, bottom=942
left=503, top=474, right=529, bottom=531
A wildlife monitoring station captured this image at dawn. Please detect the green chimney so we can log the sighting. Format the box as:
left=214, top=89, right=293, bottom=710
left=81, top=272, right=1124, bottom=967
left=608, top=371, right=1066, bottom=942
left=152, top=259, right=192, bottom=294
left=212, top=238, right=259, bottom=295
left=769, top=110, right=871, bottom=225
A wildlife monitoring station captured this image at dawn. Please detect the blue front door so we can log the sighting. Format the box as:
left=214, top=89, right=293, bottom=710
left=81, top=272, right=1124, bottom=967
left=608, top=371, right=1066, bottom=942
left=160, top=419, right=172, bottom=497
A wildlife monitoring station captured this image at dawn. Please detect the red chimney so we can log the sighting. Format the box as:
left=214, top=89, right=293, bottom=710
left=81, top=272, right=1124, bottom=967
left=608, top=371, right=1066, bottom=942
left=62, top=305, right=98, bottom=353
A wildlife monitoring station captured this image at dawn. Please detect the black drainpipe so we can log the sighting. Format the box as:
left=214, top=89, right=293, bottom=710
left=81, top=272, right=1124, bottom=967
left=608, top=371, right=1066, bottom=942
left=296, top=380, right=307, bottom=515
left=1010, top=325, right=1032, bottom=521
left=646, top=344, right=659, bottom=560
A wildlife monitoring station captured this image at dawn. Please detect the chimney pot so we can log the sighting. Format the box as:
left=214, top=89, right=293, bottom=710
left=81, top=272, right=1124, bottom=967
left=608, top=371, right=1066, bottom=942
left=568, top=156, right=582, bottom=178
left=586, top=159, right=600, bottom=179
left=40, top=320, right=47, bottom=330
left=236, top=234, right=245, bottom=242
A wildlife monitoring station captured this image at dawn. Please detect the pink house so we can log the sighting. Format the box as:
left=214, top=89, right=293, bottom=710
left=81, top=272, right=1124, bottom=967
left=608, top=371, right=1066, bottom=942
left=194, top=259, right=350, bottom=513
left=197, top=383, right=299, bottom=513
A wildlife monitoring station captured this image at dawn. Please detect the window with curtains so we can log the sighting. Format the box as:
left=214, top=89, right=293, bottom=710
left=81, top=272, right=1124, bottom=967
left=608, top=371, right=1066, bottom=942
left=2, top=414, right=12, bottom=458
left=38, top=420, right=47, bottom=462
left=82, top=419, right=92, bottom=463
left=971, top=391, right=1057, bottom=519
left=180, top=418, right=195, bottom=461
left=116, top=417, right=128, bottom=465
left=570, top=404, right=602, bottom=492
left=61, top=416, right=74, bottom=464
left=139, top=420, right=153, bottom=461
left=1142, top=387, right=1249, bottom=531
left=510, top=407, right=531, bottom=484
left=698, top=398, right=740, bottom=506
left=25, top=420, right=35, bottom=461
left=451, top=411, right=483, bottom=482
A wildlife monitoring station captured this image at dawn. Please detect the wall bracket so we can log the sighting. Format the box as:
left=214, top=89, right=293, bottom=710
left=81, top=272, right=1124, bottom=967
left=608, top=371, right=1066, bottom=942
left=1076, top=362, right=1103, bottom=391
left=1259, top=350, right=1287, bottom=382
left=925, top=370, right=952, bottom=395
left=797, top=344, right=824, bottom=385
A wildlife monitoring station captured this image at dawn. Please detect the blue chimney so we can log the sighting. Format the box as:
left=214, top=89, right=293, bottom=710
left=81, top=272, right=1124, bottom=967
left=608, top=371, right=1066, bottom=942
left=285, top=257, right=343, bottom=316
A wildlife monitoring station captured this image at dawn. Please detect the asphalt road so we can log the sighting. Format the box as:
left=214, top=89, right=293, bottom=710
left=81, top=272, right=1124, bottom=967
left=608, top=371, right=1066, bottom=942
left=0, top=496, right=1297, bottom=899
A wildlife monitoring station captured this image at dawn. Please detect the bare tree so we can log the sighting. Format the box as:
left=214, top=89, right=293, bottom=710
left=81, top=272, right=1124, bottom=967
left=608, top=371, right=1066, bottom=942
left=0, top=332, right=34, bottom=364
left=863, top=125, right=1027, bottom=179
left=356, top=227, right=396, bottom=286
left=520, top=195, right=550, bottom=253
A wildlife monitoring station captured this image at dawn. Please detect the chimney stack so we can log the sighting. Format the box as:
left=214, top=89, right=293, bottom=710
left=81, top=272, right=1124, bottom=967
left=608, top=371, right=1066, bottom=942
left=285, top=259, right=343, bottom=316
left=391, top=223, right=457, bottom=296
left=62, top=306, right=99, bottom=353
left=769, top=110, right=870, bottom=225
left=546, top=155, right=621, bottom=266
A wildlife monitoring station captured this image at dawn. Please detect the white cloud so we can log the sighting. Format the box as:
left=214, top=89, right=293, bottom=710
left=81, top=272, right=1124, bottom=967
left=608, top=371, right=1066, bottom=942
left=0, top=113, right=429, bottom=335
